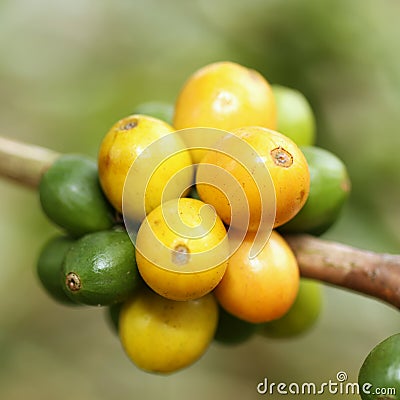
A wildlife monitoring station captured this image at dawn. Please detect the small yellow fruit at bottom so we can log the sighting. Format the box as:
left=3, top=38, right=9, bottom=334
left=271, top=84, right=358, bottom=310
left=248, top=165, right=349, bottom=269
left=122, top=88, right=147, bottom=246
left=119, top=287, right=218, bottom=374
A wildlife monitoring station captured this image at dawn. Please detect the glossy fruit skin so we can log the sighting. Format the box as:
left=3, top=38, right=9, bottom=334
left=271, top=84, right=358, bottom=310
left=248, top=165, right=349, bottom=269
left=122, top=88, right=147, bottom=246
left=39, top=154, right=114, bottom=237
left=132, top=101, right=174, bottom=125
left=135, top=198, right=229, bottom=301
left=119, top=287, right=218, bottom=374
left=36, top=235, right=78, bottom=305
left=98, top=114, right=193, bottom=217
left=62, top=230, right=140, bottom=306
left=173, top=61, right=277, bottom=132
left=279, top=146, right=351, bottom=235
left=196, top=126, right=310, bottom=229
left=214, top=306, right=257, bottom=345
left=258, top=278, right=322, bottom=338
left=358, top=333, right=400, bottom=400
left=214, top=231, right=299, bottom=323
left=272, top=84, right=316, bottom=146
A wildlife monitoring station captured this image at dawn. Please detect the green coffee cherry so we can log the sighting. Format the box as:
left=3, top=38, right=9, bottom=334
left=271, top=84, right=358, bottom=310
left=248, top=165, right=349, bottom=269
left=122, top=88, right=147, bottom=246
left=279, top=146, right=351, bottom=235
left=272, top=84, right=316, bottom=146
left=188, top=186, right=201, bottom=201
left=36, top=235, right=78, bottom=305
left=214, top=306, right=257, bottom=345
left=106, top=302, right=123, bottom=334
left=62, top=230, right=141, bottom=306
left=39, top=154, right=115, bottom=237
left=358, top=333, right=400, bottom=400
left=258, top=279, right=322, bottom=338
left=132, top=101, right=174, bottom=125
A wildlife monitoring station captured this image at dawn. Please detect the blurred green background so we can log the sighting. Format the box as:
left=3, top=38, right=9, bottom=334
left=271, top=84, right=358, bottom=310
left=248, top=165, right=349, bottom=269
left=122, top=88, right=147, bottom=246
left=1, top=0, right=399, bottom=399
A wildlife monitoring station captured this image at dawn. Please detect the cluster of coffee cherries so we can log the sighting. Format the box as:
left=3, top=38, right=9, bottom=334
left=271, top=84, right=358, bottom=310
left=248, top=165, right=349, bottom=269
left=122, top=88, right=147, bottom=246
left=36, top=61, right=352, bottom=375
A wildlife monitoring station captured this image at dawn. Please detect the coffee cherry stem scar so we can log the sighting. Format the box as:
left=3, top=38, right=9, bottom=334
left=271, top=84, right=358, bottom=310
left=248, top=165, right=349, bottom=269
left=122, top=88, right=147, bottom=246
left=66, top=272, right=81, bottom=292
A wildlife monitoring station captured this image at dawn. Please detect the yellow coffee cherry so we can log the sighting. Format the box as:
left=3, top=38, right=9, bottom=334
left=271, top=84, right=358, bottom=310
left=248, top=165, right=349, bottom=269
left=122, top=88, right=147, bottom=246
left=196, top=126, right=310, bottom=229
left=135, top=198, right=229, bottom=301
left=98, top=114, right=193, bottom=219
left=173, top=61, right=277, bottom=163
left=119, top=287, right=218, bottom=374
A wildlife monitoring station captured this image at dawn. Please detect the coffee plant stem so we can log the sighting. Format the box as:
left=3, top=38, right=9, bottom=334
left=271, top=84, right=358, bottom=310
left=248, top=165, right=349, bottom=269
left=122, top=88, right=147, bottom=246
left=1, top=136, right=399, bottom=309
left=0, top=136, right=60, bottom=188
left=286, top=234, right=400, bottom=310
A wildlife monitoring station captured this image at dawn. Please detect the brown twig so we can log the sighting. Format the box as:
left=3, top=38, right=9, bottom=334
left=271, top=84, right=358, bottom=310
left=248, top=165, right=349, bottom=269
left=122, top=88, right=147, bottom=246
left=0, top=136, right=399, bottom=309
left=286, top=234, right=400, bottom=309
